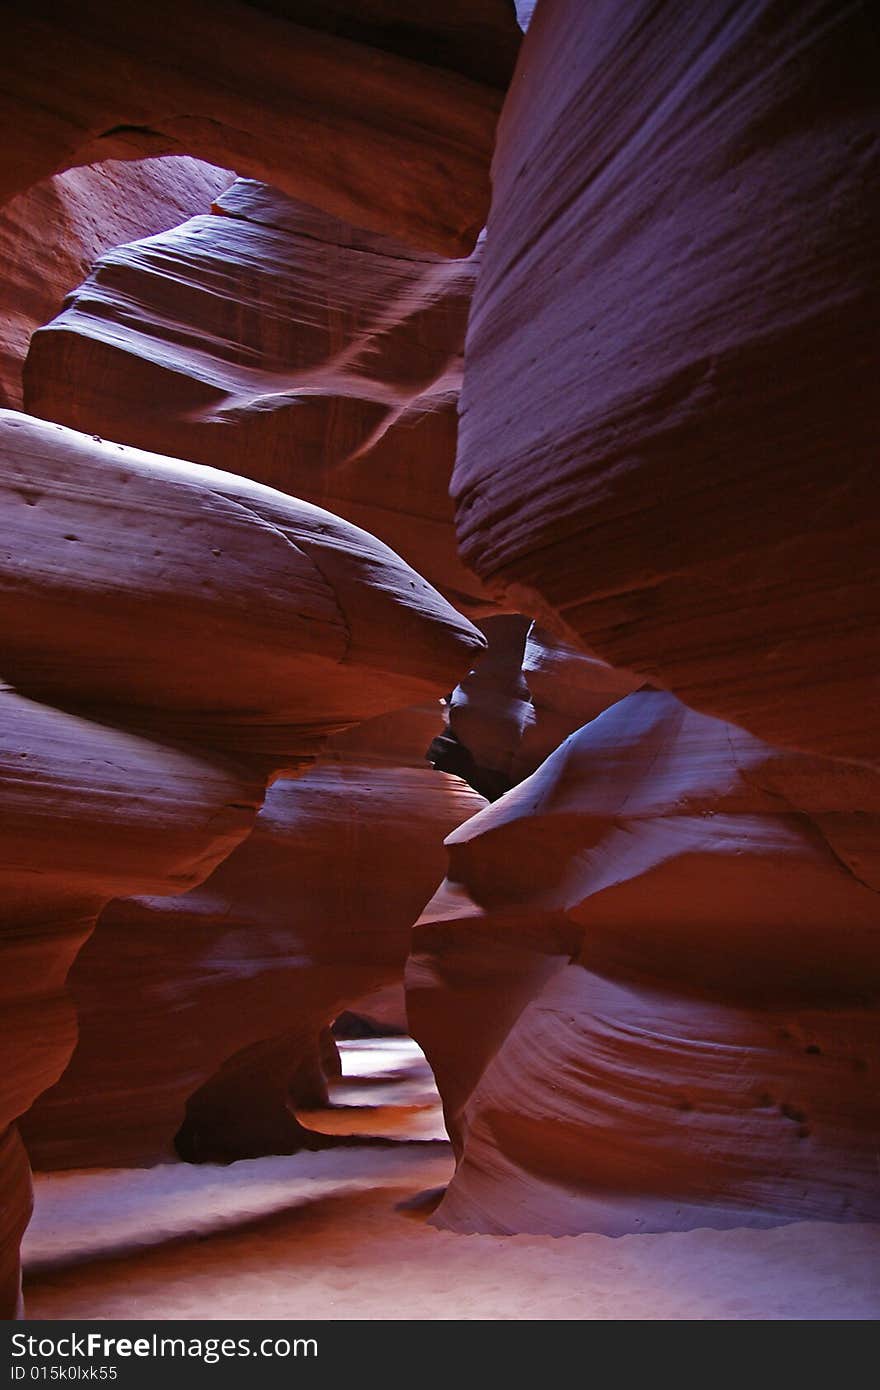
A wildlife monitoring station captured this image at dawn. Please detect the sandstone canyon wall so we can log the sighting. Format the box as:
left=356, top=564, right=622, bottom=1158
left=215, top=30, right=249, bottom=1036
left=0, top=0, right=877, bottom=1325
left=1, top=0, right=520, bottom=255
left=24, top=178, right=491, bottom=613
left=0, top=409, right=483, bottom=1313
left=408, top=690, right=880, bottom=1236
left=0, top=157, right=233, bottom=410
left=0, top=0, right=517, bottom=1319
left=429, top=616, right=639, bottom=799
left=452, top=0, right=880, bottom=766
left=23, top=706, right=484, bottom=1169
left=21, top=605, right=631, bottom=1172
left=0, top=683, right=262, bottom=1316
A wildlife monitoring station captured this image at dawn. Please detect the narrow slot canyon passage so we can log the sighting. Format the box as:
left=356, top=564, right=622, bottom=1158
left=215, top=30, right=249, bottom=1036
left=21, top=1038, right=880, bottom=1321
left=296, top=1035, right=449, bottom=1143
left=0, top=0, right=877, bottom=1331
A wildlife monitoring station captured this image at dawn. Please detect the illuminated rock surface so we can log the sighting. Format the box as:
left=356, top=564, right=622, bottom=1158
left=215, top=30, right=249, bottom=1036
left=25, top=179, right=489, bottom=611
left=0, top=409, right=482, bottom=1313
left=409, top=691, right=880, bottom=1235
left=2, top=0, right=877, bottom=1326
left=430, top=616, right=639, bottom=799
left=452, top=0, right=880, bottom=764
left=0, top=157, right=232, bottom=409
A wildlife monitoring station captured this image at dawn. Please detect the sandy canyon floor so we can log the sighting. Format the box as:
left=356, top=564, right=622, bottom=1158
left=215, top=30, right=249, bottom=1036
left=22, top=1040, right=880, bottom=1321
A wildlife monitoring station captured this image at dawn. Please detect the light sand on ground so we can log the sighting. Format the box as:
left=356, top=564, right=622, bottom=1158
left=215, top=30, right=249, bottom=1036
left=298, top=1038, right=448, bottom=1141
left=22, top=1040, right=880, bottom=1320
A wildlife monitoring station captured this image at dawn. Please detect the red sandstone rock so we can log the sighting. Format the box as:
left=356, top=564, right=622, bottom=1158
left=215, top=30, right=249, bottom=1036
left=0, top=683, right=262, bottom=1315
left=517, top=626, right=640, bottom=776
left=429, top=615, right=638, bottom=798
left=407, top=690, right=880, bottom=1235
left=0, top=408, right=483, bottom=1313
left=452, top=0, right=880, bottom=765
left=0, top=1130, right=31, bottom=1318
left=25, top=179, right=491, bottom=612
left=245, top=1, right=522, bottom=87
left=23, top=706, right=484, bottom=1168
left=0, top=411, right=484, bottom=761
left=430, top=615, right=533, bottom=799
left=6, top=0, right=876, bottom=1322
left=0, top=157, right=233, bottom=410
left=0, top=0, right=517, bottom=255
left=338, top=983, right=409, bottom=1037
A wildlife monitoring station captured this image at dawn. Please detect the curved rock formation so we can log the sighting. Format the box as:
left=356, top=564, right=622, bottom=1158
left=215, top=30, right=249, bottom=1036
left=429, top=616, right=637, bottom=798
left=1, top=0, right=519, bottom=254
left=23, top=706, right=484, bottom=1168
left=0, top=683, right=262, bottom=1315
left=452, top=0, right=880, bottom=765
left=517, top=627, right=639, bottom=776
left=5, top=0, right=875, bottom=1324
left=25, top=178, right=490, bottom=611
left=408, top=690, right=880, bottom=1236
left=0, top=408, right=483, bottom=1313
left=0, top=157, right=232, bottom=409
left=0, top=410, right=483, bottom=760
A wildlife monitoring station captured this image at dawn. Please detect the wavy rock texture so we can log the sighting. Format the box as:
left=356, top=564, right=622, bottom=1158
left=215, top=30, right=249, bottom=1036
left=0, top=0, right=519, bottom=254
left=0, top=409, right=483, bottom=1313
left=25, top=178, right=490, bottom=612
left=429, top=615, right=638, bottom=798
left=407, top=690, right=880, bottom=1236
left=0, top=157, right=233, bottom=409
left=23, top=706, right=484, bottom=1168
left=0, top=411, right=484, bottom=761
left=452, top=0, right=880, bottom=765
left=0, top=684, right=262, bottom=1315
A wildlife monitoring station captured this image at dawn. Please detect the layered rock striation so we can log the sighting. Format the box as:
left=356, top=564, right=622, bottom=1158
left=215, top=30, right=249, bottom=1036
left=0, top=685, right=261, bottom=1315
left=0, top=411, right=483, bottom=761
left=25, top=179, right=490, bottom=612
left=23, top=706, right=484, bottom=1168
left=452, top=0, right=880, bottom=765
left=408, top=690, right=880, bottom=1235
left=0, top=157, right=233, bottom=410
left=0, top=408, right=483, bottom=1313
left=0, top=0, right=520, bottom=254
